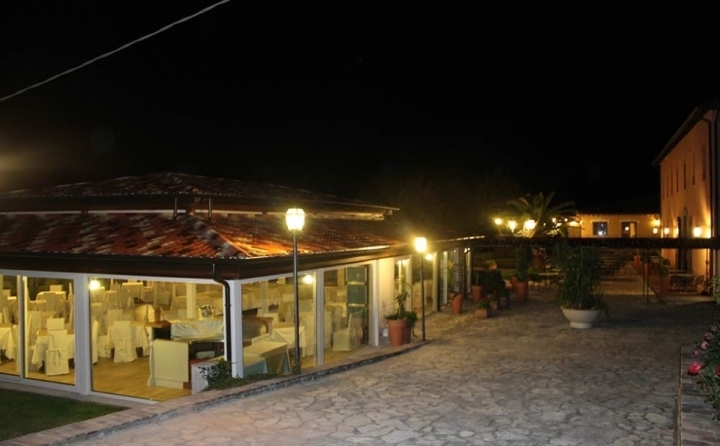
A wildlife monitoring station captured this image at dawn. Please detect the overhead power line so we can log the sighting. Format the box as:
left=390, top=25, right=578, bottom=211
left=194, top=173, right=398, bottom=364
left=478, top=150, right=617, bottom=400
left=0, top=0, right=231, bottom=104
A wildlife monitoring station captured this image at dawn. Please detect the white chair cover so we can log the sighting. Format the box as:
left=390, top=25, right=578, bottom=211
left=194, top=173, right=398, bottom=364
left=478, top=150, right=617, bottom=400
left=45, top=329, right=70, bottom=375
left=111, top=320, right=137, bottom=363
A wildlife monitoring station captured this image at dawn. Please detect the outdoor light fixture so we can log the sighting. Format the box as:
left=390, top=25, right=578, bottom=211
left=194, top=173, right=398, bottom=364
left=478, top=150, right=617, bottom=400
left=653, top=227, right=658, bottom=234
left=694, top=226, right=703, bottom=238
left=663, top=227, right=670, bottom=235
left=508, top=220, right=517, bottom=233
left=89, top=279, right=101, bottom=291
left=415, top=237, right=427, bottom=341
left=285, top=207, right=305, bottom=372
left=524, top=219, right=536, bottom=231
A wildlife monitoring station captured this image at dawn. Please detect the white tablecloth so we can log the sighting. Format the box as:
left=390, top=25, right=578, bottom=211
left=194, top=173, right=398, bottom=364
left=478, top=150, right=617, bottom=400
left=271, top=326, right=307, bottom=356
left=171, top=318, right=224, bottom=339
left=244, top=341, right=290, bottom=374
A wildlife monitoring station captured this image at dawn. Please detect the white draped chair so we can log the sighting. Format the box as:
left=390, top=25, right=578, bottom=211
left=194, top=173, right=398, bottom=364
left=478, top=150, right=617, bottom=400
left=332, top=312, right=362, bottom=352
left=45, top=329, right=70, bottom=375
left=110, top=320, right=137, bottom=363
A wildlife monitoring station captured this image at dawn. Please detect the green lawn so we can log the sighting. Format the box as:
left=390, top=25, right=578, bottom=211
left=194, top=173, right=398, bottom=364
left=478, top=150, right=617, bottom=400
left=0, top=388, right=127, bottom=441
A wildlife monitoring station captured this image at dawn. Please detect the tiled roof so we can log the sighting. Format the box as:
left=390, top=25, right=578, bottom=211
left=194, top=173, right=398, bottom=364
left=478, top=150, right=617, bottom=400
left=0, top=172, right=442, bottom=278
left=0, top=171, right=398, bottom=215
left=0, top=213, right=409, bottom=260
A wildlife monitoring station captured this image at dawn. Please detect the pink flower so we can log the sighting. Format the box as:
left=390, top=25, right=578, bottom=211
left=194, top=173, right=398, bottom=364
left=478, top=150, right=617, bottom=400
left=695, top=350, right=700, bottom=357
left=689, top=362, right=703, bottom=376
left=706, top=332, right=714, bottom=340
left=701, top=341, right=710, bottom=350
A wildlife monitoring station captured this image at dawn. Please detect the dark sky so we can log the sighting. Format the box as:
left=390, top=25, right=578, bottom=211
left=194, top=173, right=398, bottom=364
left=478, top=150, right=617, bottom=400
left=0, top=1, right=717, bottom=208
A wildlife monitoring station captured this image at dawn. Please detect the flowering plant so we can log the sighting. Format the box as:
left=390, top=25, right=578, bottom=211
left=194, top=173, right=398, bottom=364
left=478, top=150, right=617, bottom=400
left=687, top=277, right=720, bottom=419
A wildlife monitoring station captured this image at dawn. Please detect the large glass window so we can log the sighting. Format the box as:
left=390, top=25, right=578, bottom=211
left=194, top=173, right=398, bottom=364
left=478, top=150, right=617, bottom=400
left=242, top=274, right=317, bottom=370
left=322, top=266, right=368, bottom=365
left=90, top=278, right=224, bottom=401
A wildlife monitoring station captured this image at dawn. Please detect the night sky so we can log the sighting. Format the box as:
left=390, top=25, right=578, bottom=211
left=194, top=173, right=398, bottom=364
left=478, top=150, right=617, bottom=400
left=0, top=1, right=717, bottom=209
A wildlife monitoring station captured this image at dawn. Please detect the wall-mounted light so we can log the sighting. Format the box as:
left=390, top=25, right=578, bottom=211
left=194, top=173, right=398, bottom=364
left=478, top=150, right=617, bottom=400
left=693, top=226, right=703, bottom=238
left=508, top=220, right=517, bottom=232
left=663, top=227, right=670, bottom=235
left=652, top=227, right=659, bottom=235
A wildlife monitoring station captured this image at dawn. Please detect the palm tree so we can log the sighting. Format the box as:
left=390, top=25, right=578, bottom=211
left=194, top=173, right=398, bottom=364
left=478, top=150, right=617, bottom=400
left=506, top=191, right=577, bottom=238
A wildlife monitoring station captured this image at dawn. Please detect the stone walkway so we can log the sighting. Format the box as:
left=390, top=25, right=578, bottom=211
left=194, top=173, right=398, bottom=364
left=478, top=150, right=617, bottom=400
left=3, top=265, right=719, bottom=446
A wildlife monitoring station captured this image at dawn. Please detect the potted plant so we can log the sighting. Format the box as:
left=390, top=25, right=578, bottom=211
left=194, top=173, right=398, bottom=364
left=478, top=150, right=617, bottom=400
left=553, top=241, right=608, bottom=329
left=475, top=299, right=491, bottom=319
left=633, top=249, right=642, bottom=269
left=403, top=308, right=418, bottom=343
left=471, top=269, right=482, bottom=303
left=657, top=257, right=671, bottom=296
left=385, top=281, right=410, bottom=346
left=513, top=247, right=530, bottom=302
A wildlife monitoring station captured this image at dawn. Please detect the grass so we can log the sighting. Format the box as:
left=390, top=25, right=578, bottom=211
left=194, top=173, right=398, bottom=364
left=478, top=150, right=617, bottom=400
left=0, top=388, right=127, bottom=441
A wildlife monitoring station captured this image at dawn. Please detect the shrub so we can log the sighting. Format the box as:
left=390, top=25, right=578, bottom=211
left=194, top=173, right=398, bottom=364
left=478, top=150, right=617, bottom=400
left=687, top=277, right=720, bottom=419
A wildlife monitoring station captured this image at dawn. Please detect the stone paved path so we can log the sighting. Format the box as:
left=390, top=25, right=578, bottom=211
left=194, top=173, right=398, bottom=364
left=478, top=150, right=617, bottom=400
left=14, top=266, right=720, bottom=445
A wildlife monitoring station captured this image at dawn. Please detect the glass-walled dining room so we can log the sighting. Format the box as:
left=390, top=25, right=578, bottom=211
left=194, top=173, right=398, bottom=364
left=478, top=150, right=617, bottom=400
left=0, top=262, right=378, bottom=402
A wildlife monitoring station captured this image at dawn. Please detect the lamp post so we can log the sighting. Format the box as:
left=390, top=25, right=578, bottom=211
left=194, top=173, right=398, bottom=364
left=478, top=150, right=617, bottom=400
left=415, top=237, right=427, bottom=341
left=285, top=208, right=305, bottom=373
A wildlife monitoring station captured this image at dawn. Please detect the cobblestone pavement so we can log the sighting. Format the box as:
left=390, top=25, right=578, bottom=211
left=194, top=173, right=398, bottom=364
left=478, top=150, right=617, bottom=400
left=7, top=265, right=720, bottom=446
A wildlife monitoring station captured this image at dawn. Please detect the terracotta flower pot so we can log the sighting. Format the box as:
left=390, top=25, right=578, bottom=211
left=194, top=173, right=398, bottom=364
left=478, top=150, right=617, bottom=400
left=451, top=293, right=463, bottom=314
left=387, top=318, right=407, bottom=347
left=514, top=280, right=528, bottom=302
left=471, top=285, right=482, bottom=303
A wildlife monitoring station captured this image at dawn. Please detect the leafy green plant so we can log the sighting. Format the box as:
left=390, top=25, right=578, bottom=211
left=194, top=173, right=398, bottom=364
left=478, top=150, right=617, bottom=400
left=385, top=280, right=412, bottom=321
left=657, top=257, right=671, bottom=276
left=200, top=358, right=279, bottom=390
left=476, top=300, right=491, bottom=309
left=553, top=241, right=607, bottom=312
left=480, top=269, right=505, bottom=295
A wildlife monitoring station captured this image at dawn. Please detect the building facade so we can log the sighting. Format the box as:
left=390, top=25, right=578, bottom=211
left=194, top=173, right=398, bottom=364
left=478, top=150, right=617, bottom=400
left=0, top=172, right=473, bottom=403
left=652, top=99, right=718, bottom=282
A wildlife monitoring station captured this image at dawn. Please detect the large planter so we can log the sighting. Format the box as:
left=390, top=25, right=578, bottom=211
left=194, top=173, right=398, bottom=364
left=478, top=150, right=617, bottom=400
left=561, top=308, right=602, bottom=329
left=387, top=318, right=407, bottom=346
left=660, top=275, right=671, bottom=295
left=471, top=285, right=482, bottom=303
left=514, top=280, right=528, bottom=302
left=451, top=293, right=463, bottom=314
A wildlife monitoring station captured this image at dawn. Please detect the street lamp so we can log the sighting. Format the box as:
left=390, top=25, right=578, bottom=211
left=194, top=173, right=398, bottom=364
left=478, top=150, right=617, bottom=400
left=415, top=237, right=427, bottom=341
left=285, top=207, right=305, bottom=373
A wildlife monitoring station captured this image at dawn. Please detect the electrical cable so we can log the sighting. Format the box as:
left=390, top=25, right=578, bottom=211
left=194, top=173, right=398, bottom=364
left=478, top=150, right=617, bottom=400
left=0, top=0, right=231, bottom=104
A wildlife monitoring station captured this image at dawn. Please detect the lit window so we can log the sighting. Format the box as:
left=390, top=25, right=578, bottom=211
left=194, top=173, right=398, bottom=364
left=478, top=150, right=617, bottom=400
left=592, top=222, right=607, bottom=237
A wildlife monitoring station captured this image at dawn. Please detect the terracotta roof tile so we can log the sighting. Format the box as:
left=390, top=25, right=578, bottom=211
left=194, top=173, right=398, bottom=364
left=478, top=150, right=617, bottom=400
left=0, top=213, right=408, bottom=259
